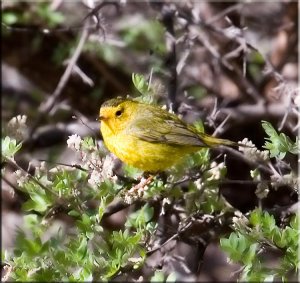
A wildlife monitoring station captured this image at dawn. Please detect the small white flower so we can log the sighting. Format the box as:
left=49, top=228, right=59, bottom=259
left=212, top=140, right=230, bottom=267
left=101, top=155, right=114, bottom=178
left=72, top=188, right=80, bottom=197
left=111, top=175, right=118, bottom=182
left=271, top=173, right=298, bottom=189
left=232, top=211, right=249, bottom=229
left=49, top=167, right=59, bottom=173
left=40, top=161, right=46, bottom=171
left=255, top=183, right=269, bottom=199
left=88, top=169, right=102, bottom=187
left=194, top=178, right=203, bottom=190
left=90, top=151, right=102, bottom=167
left=128, top=257, right=143, bottom=263
left=207, top=162, right=225, bottom=181
left=7, top=115, right=28, bottom=140
left=35, top=161, right=47, bottom=177
left=67, top=134, right=82, bottom=151
left=9, top=115, right=27, bottom=126
left=239, top=138, right=269, bottom=161
left=124, top=194, right=134, bottom=204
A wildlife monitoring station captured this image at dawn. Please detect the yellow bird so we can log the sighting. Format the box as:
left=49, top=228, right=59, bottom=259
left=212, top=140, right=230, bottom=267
left=99, top=98, right=245, bottom=172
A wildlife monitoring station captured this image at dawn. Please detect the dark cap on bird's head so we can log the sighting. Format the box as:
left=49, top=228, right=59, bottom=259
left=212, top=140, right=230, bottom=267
left=100, top=97, right=132, bottom=108
left=99, top=97, right=137, bottom=121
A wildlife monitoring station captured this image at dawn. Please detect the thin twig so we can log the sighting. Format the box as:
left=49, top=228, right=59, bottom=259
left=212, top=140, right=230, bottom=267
left=146, top=221, right=192, bottom=256
left=206, top=3, right=243, bottom=25
left=4, top=157, right=59, bottom=198
left=278, top=91, right=293, bottom=131
left=29, top=21, right=90, bottom=137
left=102, top=200, right=130, bottom=219
left=71, top=64, right=95, bottom=87
left=39, top=21, right=90, bottom=113
left=217, top=146, right=273, bottom=175
left=1, top=22, right=98, bottom=34
left=212, top=113, right=231, bottom=137
left=160, top=4, right=178, bottom=111
left=2, top=174, right=19, bottom=193
left=220, top=101, right=297, bottom=123
left=37, top=160, right=88, bottom=171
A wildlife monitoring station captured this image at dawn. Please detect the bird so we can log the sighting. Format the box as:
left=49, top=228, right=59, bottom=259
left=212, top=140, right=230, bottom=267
left=99, top=98, right=247, bottom=172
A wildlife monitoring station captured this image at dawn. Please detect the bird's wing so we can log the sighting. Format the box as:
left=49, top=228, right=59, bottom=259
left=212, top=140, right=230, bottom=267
left=127, top=107, right=207, bottom=147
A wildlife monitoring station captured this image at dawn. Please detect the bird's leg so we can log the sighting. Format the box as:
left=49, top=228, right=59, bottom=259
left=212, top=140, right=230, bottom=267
left=131, top=174, right=154, bottom=192
left=123, top=173, right=155, bottom=203
left=132, top=171, right=167, bottom=194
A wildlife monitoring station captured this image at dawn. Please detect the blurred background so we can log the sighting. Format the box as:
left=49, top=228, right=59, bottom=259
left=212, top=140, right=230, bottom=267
left=2, top=1, right=298, bottom=281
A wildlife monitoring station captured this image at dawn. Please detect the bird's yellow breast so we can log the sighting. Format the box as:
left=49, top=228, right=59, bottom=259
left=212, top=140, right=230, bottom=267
left=101, top=122, right=196, bottom=172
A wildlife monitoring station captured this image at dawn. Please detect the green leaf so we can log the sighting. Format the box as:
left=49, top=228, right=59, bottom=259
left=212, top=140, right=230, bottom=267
left=24, top=214, right=39, bottom=227
left=131, top=73, right=157, bottom=104
left=77, top=235, right=88, bottom=260
left=98, top=197, right=107, bottom=221
left=220, top=234, right=242, bottom=262
left=263, top=274, right=275, bottom=282
left=242, top=243, right=258, bottom=265
left=16, top=234, right=43, bottom=256
left=236, top=233, right=248, bottom=254
left=166, top=272, right=177, bottom=282
left=250, top=168, right=260, bottom=179
left=81, top=137, right=97, bottom=151
left=151, top=271, right=165, bottom=282
left=3, top=12, right=18, bottom=25
left=36, top=3, right=64, bottom=27
left=262, top=121, right=299, bottom=159
left=261, top=212, right=276, bottom=232
left=2, top=136, right=22, bottom=159
left=282, top=226, right=298, bottom=248
left=288, top=137, right=299, bottom=154
left=220, top=238, right=231, bottom=252
left=126, top=204, right=154, bottom=229
left=68, top=210, right=80, bottom=217
left=132, top=73, right=149, bottom=95
left=272, top=228, right=286, bottom=248
left=123, top=164, right=143, bottom=179
left=262, top=121, right=278, bottom=138
left=289, top=215, right=299, bottom=230
left=22, top=189, right=52, bottom=212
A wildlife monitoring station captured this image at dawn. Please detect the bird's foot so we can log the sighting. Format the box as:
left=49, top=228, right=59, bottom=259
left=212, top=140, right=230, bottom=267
left=124, top=175, right=154, bottom=203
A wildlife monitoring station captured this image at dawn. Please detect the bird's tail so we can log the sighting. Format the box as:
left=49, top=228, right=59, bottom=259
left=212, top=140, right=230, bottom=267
left=198, top=132, right=251, bottom=148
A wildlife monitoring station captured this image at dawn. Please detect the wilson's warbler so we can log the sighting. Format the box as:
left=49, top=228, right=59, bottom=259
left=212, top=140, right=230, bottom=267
left=99, top=98, right=245, bottom=172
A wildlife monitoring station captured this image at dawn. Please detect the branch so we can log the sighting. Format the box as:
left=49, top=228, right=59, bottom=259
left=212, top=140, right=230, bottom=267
left=39, top=22, right=90, bottom=113
left=160, top=4, right=178, bottom=111
left=206, top=3, right=243, bottom=25
left=29, top=21, right=90, bottom=137
left=216, top=146, right=273, bottom=175
left=219, top=102, right=298, bottom=123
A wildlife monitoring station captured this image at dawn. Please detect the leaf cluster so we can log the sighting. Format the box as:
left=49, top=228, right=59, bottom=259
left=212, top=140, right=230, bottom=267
left=262, top=121, right=299, bottom=159
left=220, top=210, right=299, bottom=282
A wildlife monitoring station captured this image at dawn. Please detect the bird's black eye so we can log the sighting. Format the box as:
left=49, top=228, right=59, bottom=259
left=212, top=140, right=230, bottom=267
left=115, top=110, right=122, bottom=117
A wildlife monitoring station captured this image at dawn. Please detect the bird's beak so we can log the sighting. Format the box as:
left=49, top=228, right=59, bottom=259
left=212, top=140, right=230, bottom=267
left=98, top=115, right=107, bottom=121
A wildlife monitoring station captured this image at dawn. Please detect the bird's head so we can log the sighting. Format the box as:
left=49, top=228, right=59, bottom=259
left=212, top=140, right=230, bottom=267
left=99, top=98, right=138, bottom=134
